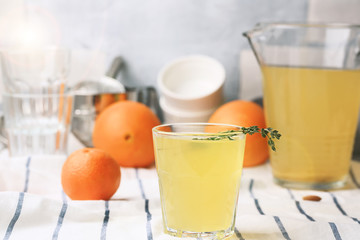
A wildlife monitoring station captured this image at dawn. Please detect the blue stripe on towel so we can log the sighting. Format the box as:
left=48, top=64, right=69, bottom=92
left=249, top=179, right=256, bottom=199
left=249, top=179, right=264, bottom=215
left=273, top=216, right=291, bottom=240
left=286, top=188, right=295, bottom=200
left=350, top=168, right=360, bottom=189
left=23, top=156, right=31, bottom=192
left=330, top=193, right=360, bottom=224
left=250, top=179, right=291, bottom=239
left=100, top=201, right=110, bottom=240
left=52, top=191, right=68, bottom=240
left=234, top=227, right=245, bottom=240
left=295, top=201, right=315, bottom=222
left=3, top=192, right=25, bottom=240
left=4, top=156, right=31, bottom=240
left=329, top=222, right=342, bottom=240
left=254, top=199, right=264, bottom=215
left=287, top=189, right=315, bottom=222
left=135, top=169, right=153, bottom=240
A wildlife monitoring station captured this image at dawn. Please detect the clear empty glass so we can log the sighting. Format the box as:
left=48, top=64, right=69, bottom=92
left=0, top=47, right=72, bottom=156
left=2, top=93, right=73, bottom=156
left=153, top=123, right=246, bottom=239
left=244, top=23, right=360, bottom=189
left=1, top=47, right=70, bottom=94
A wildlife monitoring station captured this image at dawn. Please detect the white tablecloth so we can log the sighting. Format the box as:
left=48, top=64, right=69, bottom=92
left=0, top=136, right=360, bottom=240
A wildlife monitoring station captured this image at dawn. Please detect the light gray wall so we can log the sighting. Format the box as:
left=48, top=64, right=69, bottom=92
left=1, top=1, right=359, bottom=158
left=31, top=0, right=308, bottom=101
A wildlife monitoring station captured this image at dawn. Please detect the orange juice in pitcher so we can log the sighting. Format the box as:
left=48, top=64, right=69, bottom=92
left=262, top=66, right=360, bottom=186
left=244, top=23, right=360, bottom=189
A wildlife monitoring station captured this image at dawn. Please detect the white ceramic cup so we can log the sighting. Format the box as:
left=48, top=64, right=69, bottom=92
left=158, top=55, right=225, bottom=112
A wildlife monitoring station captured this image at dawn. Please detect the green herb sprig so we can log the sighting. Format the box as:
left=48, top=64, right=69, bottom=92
left=194, top=126, right=281, bottom=151
left=242, top=126, right=281, bottom=151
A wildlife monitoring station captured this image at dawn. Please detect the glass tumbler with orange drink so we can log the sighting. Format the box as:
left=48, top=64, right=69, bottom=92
left=153, top=123, right=246, bottom=239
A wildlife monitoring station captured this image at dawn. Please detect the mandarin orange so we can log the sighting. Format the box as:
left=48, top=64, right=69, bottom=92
left=208, top=100, right=269, bottom=167
left=61, top=148, right=121, bottom=200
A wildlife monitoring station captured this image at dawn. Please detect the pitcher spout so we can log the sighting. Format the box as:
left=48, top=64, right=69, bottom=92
left=243, top=23, right=360, bottom=69
left=243, top=23, right=269, bottom=66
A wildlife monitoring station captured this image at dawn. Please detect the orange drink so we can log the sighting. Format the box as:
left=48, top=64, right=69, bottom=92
left=262, top=66, right=360, bottom=188
left=153, top=123, right=245, bottom=239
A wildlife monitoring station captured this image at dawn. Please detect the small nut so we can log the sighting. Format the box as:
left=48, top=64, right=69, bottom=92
left=302, top=195, right=322, bottom=202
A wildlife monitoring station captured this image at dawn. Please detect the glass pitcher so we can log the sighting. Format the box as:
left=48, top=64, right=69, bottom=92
left=244, top=23, right=360, bottom=189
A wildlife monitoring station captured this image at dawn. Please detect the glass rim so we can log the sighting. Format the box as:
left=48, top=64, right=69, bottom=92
left=2, top=92, right=74, bottom=98
left=0, top=46, right=70, bottom=66
left=152, top=122, right=245, bottom=137
left=243, top=22, right=360, bottom=37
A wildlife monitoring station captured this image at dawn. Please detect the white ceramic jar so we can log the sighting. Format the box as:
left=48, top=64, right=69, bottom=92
left=158, top=55, right=225, bottom=123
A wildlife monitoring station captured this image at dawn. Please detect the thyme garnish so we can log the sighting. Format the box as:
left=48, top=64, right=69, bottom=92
left=193, top=126, right=281, bottom=151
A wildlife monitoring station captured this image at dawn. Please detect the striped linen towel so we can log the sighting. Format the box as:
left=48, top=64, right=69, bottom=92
left=0, top=140, right=360, bottom=239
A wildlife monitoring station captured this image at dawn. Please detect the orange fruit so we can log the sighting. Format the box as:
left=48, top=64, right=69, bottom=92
left=94, top=93, right=126, bottom=114
left=208, top=100, right=269, bottom=167
left=61, top=148, right=121, bottom=200
left=92, top=101, right=161, bottom=168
